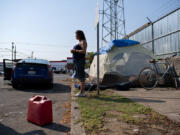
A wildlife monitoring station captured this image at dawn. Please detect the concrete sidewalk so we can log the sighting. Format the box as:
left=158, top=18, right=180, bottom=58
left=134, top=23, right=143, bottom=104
left=114, top=88, right=180, bottom=122
left=70, top=86, right=86, bottom=135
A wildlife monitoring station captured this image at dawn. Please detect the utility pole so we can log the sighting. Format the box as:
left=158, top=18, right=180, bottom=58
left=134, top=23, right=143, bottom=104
left=31, top=51, right=34, bottom=59
left=101, top=0, right=126, bottom=46
left=12, top=42, right=14, bottom=65
left=14, top=45, right=16, bottom=60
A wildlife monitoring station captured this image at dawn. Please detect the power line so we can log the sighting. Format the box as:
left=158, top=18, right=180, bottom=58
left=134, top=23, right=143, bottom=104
left=0, top=49, right=29, bottom=57
left=0, top=42, right=71, bottom=47
left=0, top=42, right=97, bottom=47
left=0, top=50, right=11, bottom=52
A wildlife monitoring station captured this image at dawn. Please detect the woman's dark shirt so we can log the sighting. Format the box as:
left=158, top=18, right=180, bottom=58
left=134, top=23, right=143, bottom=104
left=72, top=44, right=85, bottom=61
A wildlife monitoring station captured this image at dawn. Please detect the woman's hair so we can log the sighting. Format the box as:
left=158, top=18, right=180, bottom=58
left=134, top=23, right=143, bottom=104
left=76, top=30, right=86, bottom=41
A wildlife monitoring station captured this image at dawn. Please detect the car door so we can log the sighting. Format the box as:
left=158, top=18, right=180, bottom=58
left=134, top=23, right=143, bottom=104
left=3, top=59, right=13, bottom=80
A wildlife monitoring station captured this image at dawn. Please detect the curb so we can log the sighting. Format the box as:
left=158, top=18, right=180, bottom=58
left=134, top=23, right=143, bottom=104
left=70, top=85, right=86, bottom=135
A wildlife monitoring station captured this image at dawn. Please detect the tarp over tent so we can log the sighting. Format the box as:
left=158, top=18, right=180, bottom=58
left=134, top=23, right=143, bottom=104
left=89, top=39, right=156, bottom=86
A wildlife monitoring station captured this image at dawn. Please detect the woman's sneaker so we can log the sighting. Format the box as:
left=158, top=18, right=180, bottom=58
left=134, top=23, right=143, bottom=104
left=75, top=92, right=86, bottom=97
left=75, top=92, right=81, bottom=96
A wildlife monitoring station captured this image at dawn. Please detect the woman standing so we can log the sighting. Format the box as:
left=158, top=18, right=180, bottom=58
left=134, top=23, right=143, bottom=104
left=71, top=30, right=87, bottom=97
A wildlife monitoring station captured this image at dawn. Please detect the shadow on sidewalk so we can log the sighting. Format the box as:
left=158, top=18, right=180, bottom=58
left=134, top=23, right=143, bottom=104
left=11, top=83, right=71, bottom=94
left=43, top=122, right=70, bottom=132
left=91, top=95, right=165, bottom=103
left=125, top=96, right=180, bottom=100
left=128, top=97, right=165, bottom=103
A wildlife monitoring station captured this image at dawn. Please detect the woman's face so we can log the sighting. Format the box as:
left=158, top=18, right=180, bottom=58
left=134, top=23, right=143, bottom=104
left=76, top=33, right=79, bottom=40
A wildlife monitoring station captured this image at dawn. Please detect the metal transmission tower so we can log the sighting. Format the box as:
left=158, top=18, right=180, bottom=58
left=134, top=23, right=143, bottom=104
left=101, top=0, right=126, bottom=45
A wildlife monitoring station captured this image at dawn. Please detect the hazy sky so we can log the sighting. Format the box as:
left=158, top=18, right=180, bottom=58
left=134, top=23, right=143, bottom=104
left=0, top=0, right=179, bottom=61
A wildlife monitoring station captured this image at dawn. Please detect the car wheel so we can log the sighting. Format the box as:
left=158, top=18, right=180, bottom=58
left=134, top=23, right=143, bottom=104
left=12, top=83, right=18, bottom=89
left=48, top=83, right=53, bottom=89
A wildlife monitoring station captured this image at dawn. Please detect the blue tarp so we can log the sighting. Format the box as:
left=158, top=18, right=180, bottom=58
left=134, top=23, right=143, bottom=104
left=99, top=39, right=140, bottom=54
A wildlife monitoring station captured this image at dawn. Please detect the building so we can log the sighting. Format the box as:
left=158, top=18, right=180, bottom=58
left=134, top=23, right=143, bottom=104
left=66, top=57, right=89, bottom=73
left=67, top=57, right=89, bottom=63
left=67, top=57, right=73, bottom=64
left=49, top=60, right=67, bottom=73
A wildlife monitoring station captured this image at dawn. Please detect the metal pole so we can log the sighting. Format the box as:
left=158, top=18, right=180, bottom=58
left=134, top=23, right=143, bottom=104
left=146, top=17, right=154, bottom=54
left=101, top=0, right=105, bottom=47
left=114, top=0, right=118, bottom=39
left=14, top=45, right=16, bottom=60
left=152, top=23, right=154, bottom=54
left=31, top=51, right=34, bottom=59
left=12, top=42, right=14, bottom=65
left=122, top=0, right=126, bottom=36
left=97, top=22, right=100, bottom=95
left=110, top=0, right=113, bottom=41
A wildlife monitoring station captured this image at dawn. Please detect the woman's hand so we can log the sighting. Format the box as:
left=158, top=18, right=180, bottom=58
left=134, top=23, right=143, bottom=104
left=71, top=49, right=76, bottom=53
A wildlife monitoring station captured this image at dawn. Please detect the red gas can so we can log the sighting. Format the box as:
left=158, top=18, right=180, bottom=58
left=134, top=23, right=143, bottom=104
left=27, top=95, right=53, bottom=126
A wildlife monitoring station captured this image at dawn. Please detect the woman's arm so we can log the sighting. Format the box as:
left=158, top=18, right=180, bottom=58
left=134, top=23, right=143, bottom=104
left=76, top=40, right=87, bottom=54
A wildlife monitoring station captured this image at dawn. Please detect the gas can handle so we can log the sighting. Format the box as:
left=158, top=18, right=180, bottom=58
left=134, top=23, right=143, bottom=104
left=42, top=96, right=47, bottom=101
left=31, top=95, right=47, bottom=101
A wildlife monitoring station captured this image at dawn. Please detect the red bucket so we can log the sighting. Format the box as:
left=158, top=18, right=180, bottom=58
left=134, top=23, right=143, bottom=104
left=27, top=95, right=53, bottom=126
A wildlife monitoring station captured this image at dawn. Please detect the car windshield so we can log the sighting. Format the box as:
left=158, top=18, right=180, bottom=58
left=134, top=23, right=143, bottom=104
left=16, top=63, right=48, bottom=68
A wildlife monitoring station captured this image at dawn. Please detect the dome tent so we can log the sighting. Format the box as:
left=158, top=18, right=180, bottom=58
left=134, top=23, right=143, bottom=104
left=89, top=39, right=156, bottom=86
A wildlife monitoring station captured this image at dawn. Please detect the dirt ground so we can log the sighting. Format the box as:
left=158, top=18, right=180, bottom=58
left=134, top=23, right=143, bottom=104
left=100, top=116, right=180, bottom=135
left=0, top=74, right=71, bottom=135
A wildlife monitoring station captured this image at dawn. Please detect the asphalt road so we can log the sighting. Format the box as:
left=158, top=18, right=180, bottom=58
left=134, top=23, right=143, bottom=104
left=0, top=74, right=71, bottom=135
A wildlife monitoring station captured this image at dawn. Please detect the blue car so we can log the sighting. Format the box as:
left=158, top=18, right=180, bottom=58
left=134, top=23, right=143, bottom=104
left=11, top=59, right=53, bottom=88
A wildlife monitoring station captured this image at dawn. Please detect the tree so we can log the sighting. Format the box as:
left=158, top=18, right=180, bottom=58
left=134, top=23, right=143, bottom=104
left=85, top=52, right=94, bottom=69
